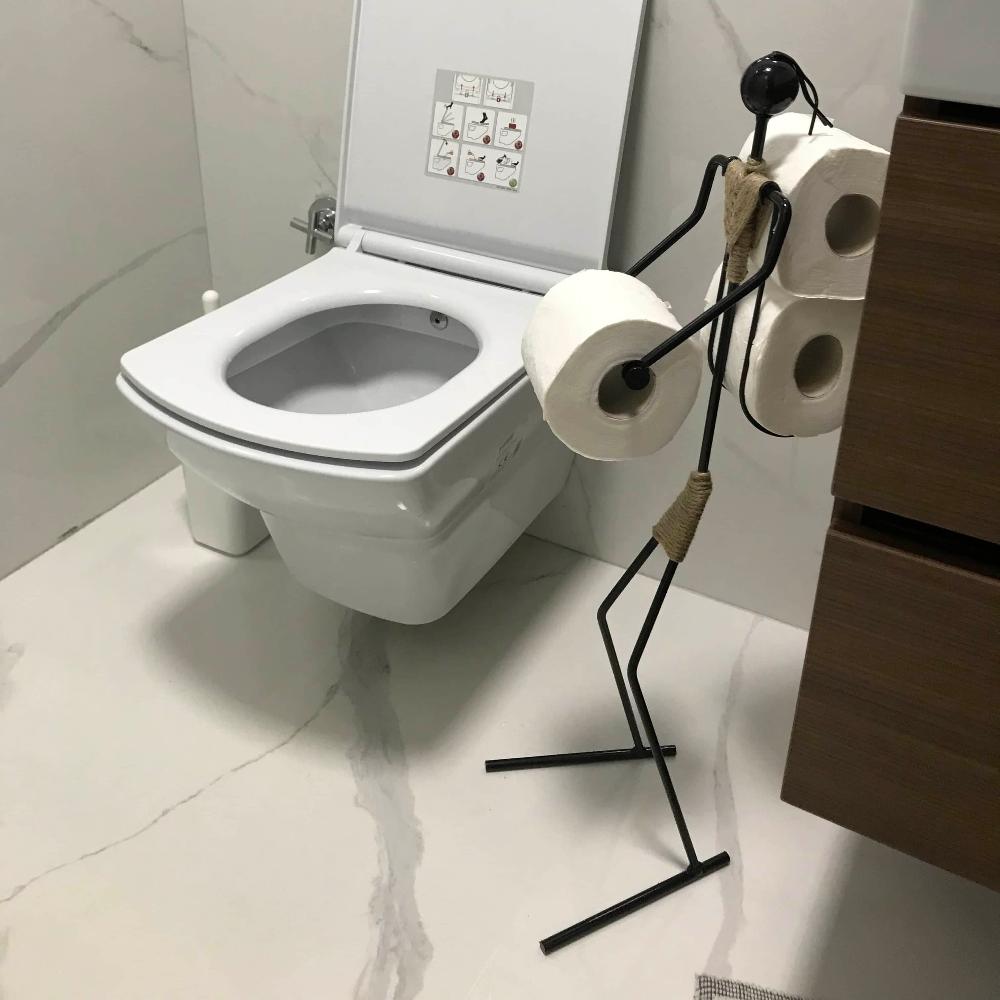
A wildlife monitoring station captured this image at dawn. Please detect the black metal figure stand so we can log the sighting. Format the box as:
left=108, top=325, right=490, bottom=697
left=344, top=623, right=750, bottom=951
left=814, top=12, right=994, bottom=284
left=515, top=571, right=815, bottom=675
left=486, top=53, right=829, bottom=954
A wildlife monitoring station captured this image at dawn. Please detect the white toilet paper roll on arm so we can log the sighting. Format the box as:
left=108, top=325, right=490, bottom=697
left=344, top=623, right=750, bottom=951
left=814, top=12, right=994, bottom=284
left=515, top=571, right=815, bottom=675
left=744, top=112, right=888, bottom=299
left=698, top=266, right=862, bottom=437
left=522, top=270, right=702, bottom=460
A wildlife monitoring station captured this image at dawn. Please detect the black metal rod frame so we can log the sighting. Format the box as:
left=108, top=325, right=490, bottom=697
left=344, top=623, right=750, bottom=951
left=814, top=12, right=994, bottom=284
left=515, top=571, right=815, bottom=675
left=485, top=148, right=792, bottom=954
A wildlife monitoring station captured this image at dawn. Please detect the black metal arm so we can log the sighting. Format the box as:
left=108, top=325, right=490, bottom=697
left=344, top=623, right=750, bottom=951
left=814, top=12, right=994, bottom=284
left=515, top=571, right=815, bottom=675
left=619, top=182, right=791, bottom=391
left=625, top=154, right=734, bottom=279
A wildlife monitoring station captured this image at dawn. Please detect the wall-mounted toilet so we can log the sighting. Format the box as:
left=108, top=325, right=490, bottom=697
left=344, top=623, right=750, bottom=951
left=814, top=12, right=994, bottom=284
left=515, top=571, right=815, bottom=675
left=118, top=0, right=645, bottom=624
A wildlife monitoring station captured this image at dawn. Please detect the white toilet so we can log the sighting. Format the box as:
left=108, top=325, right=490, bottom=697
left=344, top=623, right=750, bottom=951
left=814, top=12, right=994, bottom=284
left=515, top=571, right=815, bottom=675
left=118, top=0, right=645, bottom=624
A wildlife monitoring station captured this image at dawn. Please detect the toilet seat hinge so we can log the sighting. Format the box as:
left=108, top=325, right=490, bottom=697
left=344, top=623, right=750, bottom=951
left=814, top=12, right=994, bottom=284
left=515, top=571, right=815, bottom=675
left=334, top=224, right=565, bottom=296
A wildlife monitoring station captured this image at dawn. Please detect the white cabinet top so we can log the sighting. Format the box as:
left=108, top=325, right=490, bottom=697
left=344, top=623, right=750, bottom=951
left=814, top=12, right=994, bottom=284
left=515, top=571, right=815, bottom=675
left=902, top=0, right=1000, bottom=109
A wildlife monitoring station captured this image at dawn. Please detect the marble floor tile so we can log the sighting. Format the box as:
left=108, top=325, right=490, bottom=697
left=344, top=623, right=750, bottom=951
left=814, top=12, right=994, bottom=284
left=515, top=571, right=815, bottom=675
left=0, top=470, right=996, bottom=999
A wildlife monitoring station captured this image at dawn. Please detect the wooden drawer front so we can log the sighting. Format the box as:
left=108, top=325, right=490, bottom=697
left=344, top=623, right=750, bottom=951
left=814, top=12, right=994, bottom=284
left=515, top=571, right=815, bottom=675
left=782, top=527, right=1000, bottom=890
left=834, top=113, right=1000, bottom=543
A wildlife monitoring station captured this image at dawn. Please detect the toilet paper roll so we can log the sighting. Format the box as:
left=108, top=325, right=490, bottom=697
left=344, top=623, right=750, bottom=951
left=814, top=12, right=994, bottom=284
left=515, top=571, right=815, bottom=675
left=522, top=270, right=702, bottom=460
left=743, top=112, right=888, bottom=299
left=698, top=267, right=862, bottom=437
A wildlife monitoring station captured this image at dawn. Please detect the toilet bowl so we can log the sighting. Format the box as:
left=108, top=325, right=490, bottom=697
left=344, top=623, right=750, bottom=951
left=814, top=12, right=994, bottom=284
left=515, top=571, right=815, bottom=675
left=120, top=248, right=572, bottom=624
left=118, top=0, right=644, bottom=623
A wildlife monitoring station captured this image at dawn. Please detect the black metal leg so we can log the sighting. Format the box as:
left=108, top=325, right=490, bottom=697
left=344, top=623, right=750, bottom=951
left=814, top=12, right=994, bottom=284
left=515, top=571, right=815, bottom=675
left=624, top=561, right=699, bottom=865
left=539, top=851, right=731, bottom=954
left=533, top=557, right=730, bottom=953
left=597, top=538, right=658, bottom=749
left=484, top=744, right=676, bottom=772
left=484, top=538, right=678, bottom=773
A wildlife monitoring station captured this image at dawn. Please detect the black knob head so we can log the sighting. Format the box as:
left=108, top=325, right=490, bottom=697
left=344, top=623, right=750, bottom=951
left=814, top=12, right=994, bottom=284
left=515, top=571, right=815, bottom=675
left=621, top=361, right=651, bottom=391
left=740, top=54, right=799, bottom=117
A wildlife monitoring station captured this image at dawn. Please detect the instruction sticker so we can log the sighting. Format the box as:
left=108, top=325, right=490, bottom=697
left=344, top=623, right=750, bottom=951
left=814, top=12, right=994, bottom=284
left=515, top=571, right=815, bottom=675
left=426, top=69, right=533, bottom=193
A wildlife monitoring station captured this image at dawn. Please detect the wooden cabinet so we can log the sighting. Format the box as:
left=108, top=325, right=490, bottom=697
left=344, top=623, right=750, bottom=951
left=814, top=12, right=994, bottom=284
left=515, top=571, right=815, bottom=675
left=783, top=519, right=1000, bottom=888
left=782, top=99, right=1000, bottom=892
left=833, top=112, right=1000, bottom=543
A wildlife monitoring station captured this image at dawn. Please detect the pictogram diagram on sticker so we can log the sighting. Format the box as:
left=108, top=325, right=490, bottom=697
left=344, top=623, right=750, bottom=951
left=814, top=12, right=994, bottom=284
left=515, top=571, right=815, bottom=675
left=427, top=138, right=458, bottom=176
left=495, top=113, right=527, bottom=151
left=464, top=107, right=495, bottom=145
left=452, top=73, right=482, bottom=103
left=426, top=69, right=533, bottom=192
left=484, top=77, right=515, bottom=108
left=432, top=101, right=464, bottom=140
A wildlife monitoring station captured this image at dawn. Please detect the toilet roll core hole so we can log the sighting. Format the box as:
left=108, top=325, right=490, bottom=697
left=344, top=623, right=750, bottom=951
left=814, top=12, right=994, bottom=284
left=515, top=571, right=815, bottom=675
left=598, top=366, right=656, bottom=418
left=794, top=334, right=843, bottom=398
left=825, top=194, right=880, bottom=257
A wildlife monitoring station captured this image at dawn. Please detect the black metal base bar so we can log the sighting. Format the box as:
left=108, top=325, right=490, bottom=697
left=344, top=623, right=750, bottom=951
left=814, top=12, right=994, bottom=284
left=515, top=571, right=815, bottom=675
left=484, top=744, right=677, bottom=773
left=539, top=851, right=731, bottom=955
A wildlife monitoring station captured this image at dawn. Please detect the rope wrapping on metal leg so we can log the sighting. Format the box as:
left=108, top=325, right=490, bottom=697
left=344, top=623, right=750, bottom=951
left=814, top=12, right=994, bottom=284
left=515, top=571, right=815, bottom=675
left=652, top=471, right=713, bottom=563
left=723, top=158, right=770, bottom=283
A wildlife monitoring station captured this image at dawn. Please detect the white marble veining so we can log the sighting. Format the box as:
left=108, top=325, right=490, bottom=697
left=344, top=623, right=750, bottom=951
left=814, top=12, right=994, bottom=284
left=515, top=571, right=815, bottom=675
left=177, top=0, right=911, bottom=626
left=181, top=0, right=353, bottom=301
left=0, top=0, right=211, bottom=577
left=1, top=469, right=997, bottom=999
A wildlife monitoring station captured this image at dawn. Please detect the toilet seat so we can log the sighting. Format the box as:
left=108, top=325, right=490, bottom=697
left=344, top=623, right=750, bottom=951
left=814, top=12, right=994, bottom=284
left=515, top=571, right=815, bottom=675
left=120, top=249, right=541, bottom=464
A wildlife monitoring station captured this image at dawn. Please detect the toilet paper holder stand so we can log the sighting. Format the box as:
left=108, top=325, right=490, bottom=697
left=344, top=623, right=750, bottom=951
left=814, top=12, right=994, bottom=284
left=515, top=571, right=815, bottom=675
left=486, top=52, right=823, bottom=954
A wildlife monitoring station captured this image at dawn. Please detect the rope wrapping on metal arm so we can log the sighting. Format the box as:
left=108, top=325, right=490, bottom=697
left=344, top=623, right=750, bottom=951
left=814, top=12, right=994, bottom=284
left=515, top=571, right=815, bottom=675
left=652, top=471, right=713, bottom=562
left=723, top=158, right=770, bottom=283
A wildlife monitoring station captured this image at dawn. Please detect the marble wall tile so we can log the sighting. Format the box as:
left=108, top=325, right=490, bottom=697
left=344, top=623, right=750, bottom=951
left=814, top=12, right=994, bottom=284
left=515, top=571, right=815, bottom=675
left=180, top=0, right=911, bottom=625
left=0, top=0, right=211, bottom=577
left=181, top=0, right=354, bottom=301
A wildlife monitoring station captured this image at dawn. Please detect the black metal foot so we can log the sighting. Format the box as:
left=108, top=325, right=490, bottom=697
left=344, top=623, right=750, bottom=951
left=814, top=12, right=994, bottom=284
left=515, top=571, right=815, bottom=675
left=539, top=851, right=731, bottom=955
left=485, top=744, right=677, bottom=773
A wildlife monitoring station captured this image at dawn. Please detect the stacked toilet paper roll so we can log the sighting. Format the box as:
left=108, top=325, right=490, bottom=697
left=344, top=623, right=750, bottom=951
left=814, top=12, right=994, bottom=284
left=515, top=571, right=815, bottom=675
left=522, top=270, right=701, bottom=460
left=699, top=266, right=862, bottom=437
left=743, top=112, right=889, bottom=299
left=695, top=113, right=886, bottom=436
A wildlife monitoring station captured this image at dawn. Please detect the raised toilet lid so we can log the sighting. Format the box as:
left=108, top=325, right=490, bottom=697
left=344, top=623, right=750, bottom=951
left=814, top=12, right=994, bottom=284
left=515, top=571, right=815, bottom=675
left=120, top=251, right=540, bottom=464
left=337, top=0, right=646, bottom=273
